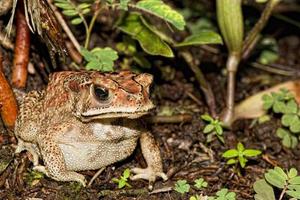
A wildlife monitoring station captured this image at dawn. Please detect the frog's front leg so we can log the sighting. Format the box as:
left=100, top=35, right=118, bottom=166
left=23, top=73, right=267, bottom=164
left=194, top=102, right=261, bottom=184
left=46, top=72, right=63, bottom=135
left=35, top=127, right=86, bottom=186
left=131, top=132, right=168, bottom=190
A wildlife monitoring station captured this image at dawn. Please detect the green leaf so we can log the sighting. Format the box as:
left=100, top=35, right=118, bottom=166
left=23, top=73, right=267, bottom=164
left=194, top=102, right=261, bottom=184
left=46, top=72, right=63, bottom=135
left=118, top=13, right=174, bottom=57
left=215, top=124, right=223, bottom=135
left=258, top=50, right=279, bottom=65
left=118, top=180, right=126, bottom=188
left=253, top=179, right=275, bottom=200
left=174, top=180, right=190, bottom=194
left=55, top=2, right=74, bottom=10
left=194, top=178, right=208, bottom=189
left=123, top=168, right=130, bottom=179
left=175, top=31, right=223, bottom=47
left=276, top=128, right=289, bottom=138
left=222, top=149, right=239, bottom=158
left=273, top=100, right=286, bottom=113
left=203, top=124, right=214, bottom=133
left=274, top=167, right=288, bottom=180
left=288, top=168, right=298, bottom=179
left=226, top=158, right=237, bottom=165
left=284, top=99, right=298, bottom=114
left=201, top=114, right=214, bottom=122
left=81, top=47, right=118, bottom=72
left=262, top=94, right=274, bottom=110
left=71, top=17, right=83, bottom=25
left=289, top=177, right=300, bottom=185
left=286, top=190, right=300, bottom=199
left=135, top=0, right=185, bottom=30
left=265, top=168, right=287, bottom=188
left=243, top=149, right=262, bottom=157
left=120, top=0, right=130, bottom=10
left=78, top=3, right=91, bottom=10
left=281, top=114, right=295, bottom=127
left=290, top=120, right=300, bottom=133
left=237, top=142, right=244, bottom=152
left=238, top=155, right=247, bottom=168
left=63, top=9, right=78, bottom=16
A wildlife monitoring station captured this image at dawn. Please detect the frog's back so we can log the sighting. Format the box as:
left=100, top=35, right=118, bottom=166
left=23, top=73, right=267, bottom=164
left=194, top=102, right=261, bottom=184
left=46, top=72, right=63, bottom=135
left=15, top=90, right=46, bottom=142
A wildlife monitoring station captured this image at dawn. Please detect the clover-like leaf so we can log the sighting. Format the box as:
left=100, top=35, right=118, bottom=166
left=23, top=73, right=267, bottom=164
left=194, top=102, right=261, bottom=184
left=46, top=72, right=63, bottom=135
left=262, top=94, right=274, bottom=110
left=273, top=100, right=286, bottom=113
left=290, top=119, right=300, bottom=133
left=174, top=180, right=190, bottom=194
left=194, top=178, right=208, bottom=189
left=135, top=0, right=186, bottom=30
left=81, top=47, right=118, bottom=71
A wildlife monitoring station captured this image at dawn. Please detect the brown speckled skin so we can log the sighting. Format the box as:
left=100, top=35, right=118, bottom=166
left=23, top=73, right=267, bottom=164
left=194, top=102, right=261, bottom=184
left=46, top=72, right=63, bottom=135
left=14, top=71, right=167, bottom=187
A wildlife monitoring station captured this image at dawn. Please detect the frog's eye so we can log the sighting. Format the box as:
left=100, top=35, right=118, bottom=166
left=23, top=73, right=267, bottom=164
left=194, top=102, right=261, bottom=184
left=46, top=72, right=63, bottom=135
left=93, top=85, right=109, bottom=101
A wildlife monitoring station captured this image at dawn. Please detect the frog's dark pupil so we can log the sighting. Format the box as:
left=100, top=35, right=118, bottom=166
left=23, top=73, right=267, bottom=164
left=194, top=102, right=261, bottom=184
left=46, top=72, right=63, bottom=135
left=94, top=86, right=109, bottom=101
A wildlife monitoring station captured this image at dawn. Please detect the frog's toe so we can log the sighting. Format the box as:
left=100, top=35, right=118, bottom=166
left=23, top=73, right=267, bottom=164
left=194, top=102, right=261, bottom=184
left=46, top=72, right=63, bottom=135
left=131, top=167, right=168, bottom=190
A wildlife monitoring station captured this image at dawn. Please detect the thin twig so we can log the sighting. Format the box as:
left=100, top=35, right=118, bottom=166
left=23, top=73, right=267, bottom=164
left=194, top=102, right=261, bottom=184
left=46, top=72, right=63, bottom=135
left=179, top=51, right=217, bottom=117
left=87, top=167, right=105, bottom=187
left=47, top=0, right=81, bottom=53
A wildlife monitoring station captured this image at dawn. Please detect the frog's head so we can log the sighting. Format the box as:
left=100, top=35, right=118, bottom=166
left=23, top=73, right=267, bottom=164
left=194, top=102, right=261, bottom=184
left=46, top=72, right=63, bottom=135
left=64, top=71, right=155, bottom=120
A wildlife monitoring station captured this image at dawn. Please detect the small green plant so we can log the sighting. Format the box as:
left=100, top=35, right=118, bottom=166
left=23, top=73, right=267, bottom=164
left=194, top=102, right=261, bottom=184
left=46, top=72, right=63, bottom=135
left=194, top=178, right=208, bottom=189
left=174, top=180, right=190, bottom=194
left=253, top=167, right=300, bottom=200
left=80, top=47, right=118, bottom=71
left=262, top=88, right=300, bottom=148
left=208, top=188, right=236, bottom=200
left=201, top=114, right=224, bottom=143
left=222, top=142, right=262, bottom=168
left=112, top=168, right=132, bottom=189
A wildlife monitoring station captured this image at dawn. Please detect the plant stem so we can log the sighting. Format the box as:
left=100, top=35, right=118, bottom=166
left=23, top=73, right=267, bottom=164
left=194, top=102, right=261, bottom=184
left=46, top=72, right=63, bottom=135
left=221, top=52, right=241, bottom=127
left=180, top=51, right=217, bottom=117
left=84, top=0, right=101, bottom=49
left=242, top=0, right=281, bottom=59
left=278, top=184, right=287, bottom=200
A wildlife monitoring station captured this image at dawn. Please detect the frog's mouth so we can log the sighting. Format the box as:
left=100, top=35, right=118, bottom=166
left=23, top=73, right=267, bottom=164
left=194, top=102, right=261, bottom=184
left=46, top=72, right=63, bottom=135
left=81, top=111, right=149, bottom=119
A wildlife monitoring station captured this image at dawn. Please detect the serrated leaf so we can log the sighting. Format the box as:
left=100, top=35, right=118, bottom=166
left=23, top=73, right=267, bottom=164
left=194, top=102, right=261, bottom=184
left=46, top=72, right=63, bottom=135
left=222, top=149, right=239, bottom=158
left=203, top=124, right=214, bottom=133
left=71, top=17, right=83, bottom=25
left=135, top=0, right=185, bottom=30
left=253, top=179, right=275, bottom=200
left=243, top=149, right=262, bottom=157
left=118, top=13, right=174, bottom=57
left=265, top=168, right=287, bottom=188
left=175, top=31, right=223, bottom=47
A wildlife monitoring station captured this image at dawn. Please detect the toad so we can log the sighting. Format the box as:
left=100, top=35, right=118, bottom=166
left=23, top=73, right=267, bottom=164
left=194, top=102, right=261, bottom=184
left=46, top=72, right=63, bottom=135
left=14, top=71, right=167, bottom=188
